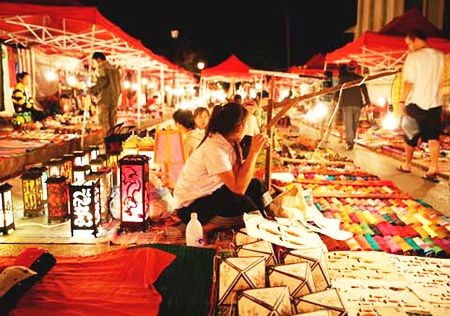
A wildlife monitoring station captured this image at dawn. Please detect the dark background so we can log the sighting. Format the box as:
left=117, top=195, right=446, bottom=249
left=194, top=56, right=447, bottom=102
left=81, top=0, right=358, bottom=71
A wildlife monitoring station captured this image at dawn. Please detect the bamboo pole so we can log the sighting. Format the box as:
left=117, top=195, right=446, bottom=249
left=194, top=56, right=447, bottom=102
left=264, top=79, right=276, bottom=189
left=267, top=70, right=397, bottom=129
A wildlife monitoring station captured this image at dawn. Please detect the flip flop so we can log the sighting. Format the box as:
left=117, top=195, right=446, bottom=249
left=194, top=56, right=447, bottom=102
left=396, top=166, right=411, bottom=173
left=422, top=173, right=439, bottom=183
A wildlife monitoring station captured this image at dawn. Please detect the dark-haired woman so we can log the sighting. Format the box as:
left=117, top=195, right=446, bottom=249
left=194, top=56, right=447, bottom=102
left=173, top=102, right=268, bottom=234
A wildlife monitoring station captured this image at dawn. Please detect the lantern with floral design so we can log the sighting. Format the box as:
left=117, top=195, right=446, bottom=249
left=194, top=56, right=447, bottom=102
left=21, top=169, right=45, bottom=217
left=0, top=183, right=14, bottom=235
left=119, top=155, right=150, bottom=232
left=62, top=153, right=74, bottom=183
left=69, top=179, right=101, bottom=237
left=46, top=176, right=69, bottom=223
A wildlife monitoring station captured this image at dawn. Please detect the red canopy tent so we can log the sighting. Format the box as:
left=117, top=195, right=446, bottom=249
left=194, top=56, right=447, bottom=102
left=200, top=54, right=254, bottom=81
left=325, top=8, right=450, bottom=71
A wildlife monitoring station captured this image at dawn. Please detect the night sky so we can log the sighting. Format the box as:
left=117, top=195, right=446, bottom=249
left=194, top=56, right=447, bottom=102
left=82, top=0, right=357, bottom=71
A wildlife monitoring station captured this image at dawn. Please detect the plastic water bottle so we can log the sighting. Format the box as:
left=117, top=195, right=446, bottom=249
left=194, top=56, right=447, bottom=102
left=185, top=212, right=203, bottom=247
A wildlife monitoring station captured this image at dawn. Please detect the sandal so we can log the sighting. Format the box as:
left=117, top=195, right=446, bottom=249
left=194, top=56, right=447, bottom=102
left=396, top=166, right=411, bottom=173
left=422, top=173, right=439, bottom=183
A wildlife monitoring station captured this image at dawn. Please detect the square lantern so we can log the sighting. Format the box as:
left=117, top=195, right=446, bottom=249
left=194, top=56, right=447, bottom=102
left=86, top=170, right=111, bottom=223
left=0, top=183, right=15, bottom=235
left=119, top=155, right=150, bottom=232
left=69, top=179, right=101, bottom=237
left=21, top=169, right=45, bottom=217
left=62, top=153, right=74, bottom=183
left=73, top=165, right=91, bottom=183
left=47, top=158, right=65, bottom=178
left=88, top=145, right=100, bottom=161
left=30, top=165, right=48, bottom=201
left=72, top=150, right=89, bottom=167
left=46, top=176, right=69, bottom=223
left=89, top=156, right=106, bottom=173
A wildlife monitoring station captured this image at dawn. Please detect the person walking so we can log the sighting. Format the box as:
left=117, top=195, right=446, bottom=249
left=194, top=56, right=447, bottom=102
left=88, top=51, right=121, bottom=134
left=333, top=61, right=371, bottom=150
left=397, top=30, right=444, bottom=183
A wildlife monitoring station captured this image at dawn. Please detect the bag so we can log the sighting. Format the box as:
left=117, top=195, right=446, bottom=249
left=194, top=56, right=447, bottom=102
left=401, top=116, right=420, bottom=141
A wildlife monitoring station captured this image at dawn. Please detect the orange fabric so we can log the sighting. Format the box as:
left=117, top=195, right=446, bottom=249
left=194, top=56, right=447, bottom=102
left=3, top=247, right=175, bottom=316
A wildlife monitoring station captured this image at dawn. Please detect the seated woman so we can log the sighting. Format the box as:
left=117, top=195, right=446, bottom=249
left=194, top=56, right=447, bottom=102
left=173, top=102, right=268, bottom=234
left=12, top=72, right=46, bottom=121
left=183, top=106, right=210, bottom=157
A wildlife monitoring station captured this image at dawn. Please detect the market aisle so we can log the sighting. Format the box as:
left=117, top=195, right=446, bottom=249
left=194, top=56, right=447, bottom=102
left=297, top=122, right=449, bottom=216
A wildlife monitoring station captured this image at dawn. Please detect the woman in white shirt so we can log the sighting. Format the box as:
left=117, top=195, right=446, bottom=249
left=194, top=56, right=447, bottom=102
left=173, top=102, right=268, bottom=234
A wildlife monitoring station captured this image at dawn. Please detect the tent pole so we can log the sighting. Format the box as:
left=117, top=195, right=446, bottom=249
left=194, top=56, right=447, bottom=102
left=264, top=79, right=275, bottom=190
left=160, top=67, right=165, bottom=120
left=81, top=24, right=96, bottom=149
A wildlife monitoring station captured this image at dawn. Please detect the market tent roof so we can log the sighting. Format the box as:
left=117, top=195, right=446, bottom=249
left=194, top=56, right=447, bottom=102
left=379, top=7, right=443, bottom=37
left=288, top=53, right=340, bottom=78
left=0, top=1, right=188, bottom=74
left=200, top=54, right=254, bottom=81
left=324, top=31, right=450, bottom=71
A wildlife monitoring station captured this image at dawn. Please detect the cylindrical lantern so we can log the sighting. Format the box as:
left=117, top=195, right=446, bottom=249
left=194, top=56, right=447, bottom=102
left=86, top=170, right=111, bottom=223
left=63, top=153, right=74, bottom=183
left=69, top=179, right=101, bottom=237
left=47, top=158, right=65, bottom=177
left=21, top=169, right=45, bottom=217
left=119, top=155, right=150, bottom=232
left=88, top=145, right=100, bottom=161
left=73, top=165, right=91, bottom=183
left=46, top=176, right=69, bottom=223
left=0, top=183, right=14, bottom=235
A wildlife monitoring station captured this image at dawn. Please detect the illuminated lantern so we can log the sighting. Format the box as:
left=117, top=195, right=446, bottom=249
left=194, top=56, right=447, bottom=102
left=138, top=136, right=156, bottom=169
left=47, top=158, right=65, bottom=177
left=69, top=179, right=101, bottom=237
left=21, top=169, right=45, bottom=217
left=121, top=134, right=140, bottom=157
left=73, top=165, right=91, bottom=183
left=46, top=176, right=69, bottom=223
left=0, top=183, right=14, bottom=235
left=88, top=145, right=100, bottom=161
left=119, top=155, right=150, bottom=232
left=62, top=153, right=74, bottom=183
left=107, top=153, right=120, bottom=186
left=30, top=166, right=48, bottom=201
left=86, top=169, right=111, bottom=223
left=73, top=150, right=85, bottom=167
left=89, top=155, right=106, bottom=173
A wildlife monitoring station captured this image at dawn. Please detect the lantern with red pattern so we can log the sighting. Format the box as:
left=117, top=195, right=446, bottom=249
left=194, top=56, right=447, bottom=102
left=62, top=153, right=74, bottom=183
left=119, top=155, right=150, bottom=232
left=46, top=177, right=69, bottom=223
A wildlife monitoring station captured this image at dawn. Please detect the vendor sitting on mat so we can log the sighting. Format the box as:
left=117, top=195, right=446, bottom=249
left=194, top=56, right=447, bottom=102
left=173, top=102, right=269, bottom=234
left=12, top=71, right=46, bottom=121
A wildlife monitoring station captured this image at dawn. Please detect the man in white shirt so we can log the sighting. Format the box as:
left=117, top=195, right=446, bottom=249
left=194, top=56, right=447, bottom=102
left=397, top=30, right=444, bottom=183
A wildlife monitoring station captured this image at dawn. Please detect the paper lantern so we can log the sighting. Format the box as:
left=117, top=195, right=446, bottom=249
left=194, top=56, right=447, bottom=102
left=47, top=158, right=65, bottom=177
left=86, top=170, right=111, bottom=223
left=268, top=262, right=315, bottom=299
left=237, top=286, right=292, bottom=316
left=72, top=150, right=89, bottom=167
left=295, top=288, right=347, bottom=315
left=154, top=128, right=185, bottom=184
left=30, top=166, right=48, bottom=201
left=0, top=183, right=15, bottom=235
left=73, top=165, right=91, bottom=183
left=46, top=176, right=69, bottom=223
left=235, top=240, right=277, bottom=266
left=88, top=145, right=100, bottom=161
left=62, top=153, right=74, bottom=183
left=119, top=155, right=150, bottom=232
left=21, top=169, right=45, bottom=217
left=69, top=179, right=101, bottom=237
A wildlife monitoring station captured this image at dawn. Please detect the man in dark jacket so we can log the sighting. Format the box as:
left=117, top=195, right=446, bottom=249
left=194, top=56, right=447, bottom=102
left=89, top=52, right=121, bottom=134
left=333, top=61, right=371, bottom=150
